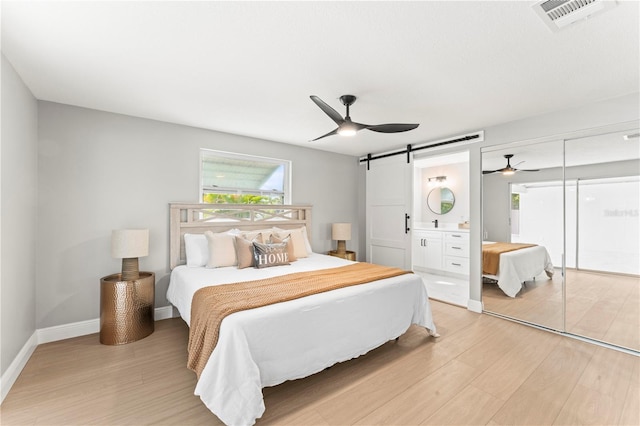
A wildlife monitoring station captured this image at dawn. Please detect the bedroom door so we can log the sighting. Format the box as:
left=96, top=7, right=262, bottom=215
left=365, top=154, right=413, bottom=269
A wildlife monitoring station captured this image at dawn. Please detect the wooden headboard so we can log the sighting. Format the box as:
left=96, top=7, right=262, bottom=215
left=169, top=203, right=312, bottom=269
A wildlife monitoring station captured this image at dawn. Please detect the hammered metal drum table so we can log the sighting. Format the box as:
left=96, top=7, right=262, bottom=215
left=100, top=272, right=155, bottom=345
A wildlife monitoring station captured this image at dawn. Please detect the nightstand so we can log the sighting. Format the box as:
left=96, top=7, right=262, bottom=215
left=328, top=250, right=356, bottom=261
left=100, top=272, right=155, bottom=345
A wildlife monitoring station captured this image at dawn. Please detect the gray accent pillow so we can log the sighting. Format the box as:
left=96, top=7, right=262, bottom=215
left=253, top=241, right=291, bottom=269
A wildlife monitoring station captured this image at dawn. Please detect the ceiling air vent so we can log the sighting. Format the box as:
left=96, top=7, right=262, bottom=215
left=533, top=0, right=617, bottom=32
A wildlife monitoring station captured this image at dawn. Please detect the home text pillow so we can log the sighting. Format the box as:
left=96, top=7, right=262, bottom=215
left=184, top=233, right=208, bottom=267
left=234, top=234, right=263, bottom=269
left=269, top=234, right=297, bottom=262
left=253, top=241, right=291, bottom=269
left=204, top=231, right=237, bottom=268
left=272, top=228, right=308, bottom=258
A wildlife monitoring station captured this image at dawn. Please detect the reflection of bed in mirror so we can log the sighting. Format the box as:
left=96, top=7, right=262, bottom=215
left=482, top=241, right=554, bottom=297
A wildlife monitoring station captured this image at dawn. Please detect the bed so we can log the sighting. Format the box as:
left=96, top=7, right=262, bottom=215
left=166, top=203, right=437, bottom=425
left=482, top=241, right=555, bottom=297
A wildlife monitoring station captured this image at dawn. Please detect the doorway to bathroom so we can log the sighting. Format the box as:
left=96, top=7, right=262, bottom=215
left=412, top=151, right=470, bottom=307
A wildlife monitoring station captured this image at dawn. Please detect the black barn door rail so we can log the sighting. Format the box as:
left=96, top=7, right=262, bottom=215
left=359, top=131, right=483, bottom=170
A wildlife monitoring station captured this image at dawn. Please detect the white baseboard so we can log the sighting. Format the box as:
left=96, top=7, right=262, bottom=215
left=0, top=332, right=37, bottom=404
left=154, top=305, right=176, bottom=321
left=467, top=299, right=483, bottom=313
left=37, top=305, right=176, bottom=344
left=37, top=318, right=100, bottom=345
left=1, top=305, right=177, bottom=405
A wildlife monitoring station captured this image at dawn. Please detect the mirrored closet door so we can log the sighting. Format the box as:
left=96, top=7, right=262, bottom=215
left=564, top=129, right=639, bottom=351
left=482, top=128, right=640, bottom=351
left=481, top=140, right=565, bottom=332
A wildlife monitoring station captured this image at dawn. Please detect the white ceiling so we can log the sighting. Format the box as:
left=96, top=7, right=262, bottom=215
left=2, top=1, right=639, bottom=157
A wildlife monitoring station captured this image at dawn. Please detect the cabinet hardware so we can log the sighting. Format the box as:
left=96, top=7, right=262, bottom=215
left=405, top=213, right=410, bottom=234
left=452, top=263, right=461, bottom=266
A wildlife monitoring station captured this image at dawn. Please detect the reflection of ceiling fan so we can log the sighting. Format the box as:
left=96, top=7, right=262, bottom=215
left=309, top=95, right=419, bottom=141
left=483, top=154, right=540, bottom=175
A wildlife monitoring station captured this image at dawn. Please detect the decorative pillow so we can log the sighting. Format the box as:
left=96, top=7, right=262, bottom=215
left=272, top=228, right=309, bottom=258
left=204, top=231, right=237, bottom=268
left=241, top=228, right=274, bottom=243
left=184, top=233, right=208, bottom=267
left=234, top=234, right=263, bottom=269
left=253, top=241, right=291, bottom=269
left=273, top=226, right=312, bottom=254
left=269, top=234, right=297, bottom=262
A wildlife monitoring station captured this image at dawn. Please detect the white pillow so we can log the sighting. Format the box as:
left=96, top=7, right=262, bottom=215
left=301, top=226, right=313, bottom=253
left=205, top=231, right=237, bottom=268
left=184, top=234, right=208, bottom=267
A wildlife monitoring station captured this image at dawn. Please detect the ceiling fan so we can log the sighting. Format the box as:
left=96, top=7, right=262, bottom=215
left=483, top=154, right=540, bottom=175
left=309, top=95, right=419, bottom=141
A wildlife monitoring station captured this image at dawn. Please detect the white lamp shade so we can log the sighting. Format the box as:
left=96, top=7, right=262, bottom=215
left=111, top=229, right=149, bottom=258
left=332, top=223, right=351, bottom=241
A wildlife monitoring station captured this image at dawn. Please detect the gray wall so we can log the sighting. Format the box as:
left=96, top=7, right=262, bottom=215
left=1, top=54, right=38, bottom=376
left=37, top=102, right=360, bottom=329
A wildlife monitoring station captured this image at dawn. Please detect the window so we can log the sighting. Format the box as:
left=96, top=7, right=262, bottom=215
left=200, top=149, right=291, bottom=204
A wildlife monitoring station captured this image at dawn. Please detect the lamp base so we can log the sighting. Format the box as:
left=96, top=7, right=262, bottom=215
left=121, top=257, right=140, bottom=281
left=336, top=240, right=347, bottom=254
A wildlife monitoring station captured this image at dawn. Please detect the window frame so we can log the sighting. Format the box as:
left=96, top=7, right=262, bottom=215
left=199, top=149, right=292, bottom=205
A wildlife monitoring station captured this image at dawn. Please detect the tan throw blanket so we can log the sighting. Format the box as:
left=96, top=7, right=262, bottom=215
left=188, top=262, right=412, bottom=378
left=482, top=242, right=537, bottom=275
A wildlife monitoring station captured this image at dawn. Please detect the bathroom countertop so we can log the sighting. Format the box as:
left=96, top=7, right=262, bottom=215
left=414, top=222, right=470, bottom=232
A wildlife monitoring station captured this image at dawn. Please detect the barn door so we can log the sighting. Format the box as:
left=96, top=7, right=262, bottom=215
left=365, top=154, right=413, bottom=269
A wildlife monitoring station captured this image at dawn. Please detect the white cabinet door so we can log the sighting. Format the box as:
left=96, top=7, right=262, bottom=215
left=412, top=232, right=427, bottom=268
left=424, top=235, right=443, bottom=270
left=366, top=155, right=412, bottom=269
left=412, top=231, right=442, bottom=270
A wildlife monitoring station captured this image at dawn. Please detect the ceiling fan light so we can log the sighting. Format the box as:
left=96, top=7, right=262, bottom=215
left=502, top=169, right=515, bottom=176
left=337, top=123, right=357, bottom=137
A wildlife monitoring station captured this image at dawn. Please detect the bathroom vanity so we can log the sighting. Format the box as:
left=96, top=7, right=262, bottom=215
left=412, top=224, right=469, bottom=276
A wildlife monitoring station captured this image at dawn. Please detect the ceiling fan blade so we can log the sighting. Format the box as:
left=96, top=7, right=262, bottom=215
left=349, top=121, right=369, bottom=131
left=310, top=95, right=344, bottom=126
left=518, top=168, right=540, bottom=172
left=365, top=123, right=419, bottom=133
left=310, top=127, right=339, bottom=142
left=482, top=170, right=500, bottom=174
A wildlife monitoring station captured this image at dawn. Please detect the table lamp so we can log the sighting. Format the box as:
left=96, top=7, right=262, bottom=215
left=332, top=223, right=351, bottom=254
left=111, top=229, right=149, bottom=281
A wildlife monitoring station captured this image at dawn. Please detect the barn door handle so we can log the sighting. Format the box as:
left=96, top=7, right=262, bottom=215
left=405, top=213, right=410, bottom=234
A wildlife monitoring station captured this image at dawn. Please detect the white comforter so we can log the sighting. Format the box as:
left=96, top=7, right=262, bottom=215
left=167, top=253, right=436, bottom=425
left=483, top=242, right=555, bottom=297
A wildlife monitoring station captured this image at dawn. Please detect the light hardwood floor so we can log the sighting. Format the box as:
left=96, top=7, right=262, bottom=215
left=1, top=301, right=638, bottom=425
left=483, top=269, right=640, bottom=352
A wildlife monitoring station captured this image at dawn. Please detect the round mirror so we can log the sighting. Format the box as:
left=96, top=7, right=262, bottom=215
left=427, top=187, right=455, bottom=215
